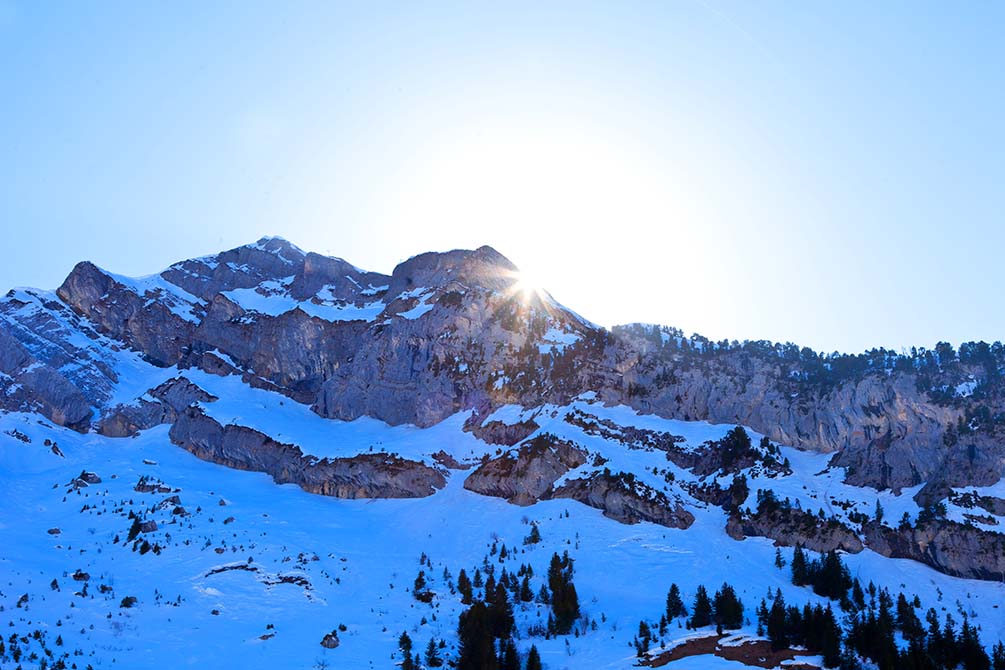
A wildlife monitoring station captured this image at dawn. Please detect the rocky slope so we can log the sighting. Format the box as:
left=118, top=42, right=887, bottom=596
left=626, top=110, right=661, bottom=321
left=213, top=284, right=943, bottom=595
left=169, top=405, right=446, bottom=499
left=1, top=236, right=1004, bottom=580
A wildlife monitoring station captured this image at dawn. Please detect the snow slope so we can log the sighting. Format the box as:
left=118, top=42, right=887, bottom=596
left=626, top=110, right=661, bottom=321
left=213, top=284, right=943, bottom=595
left=2, top=381, right=1004, bottom=670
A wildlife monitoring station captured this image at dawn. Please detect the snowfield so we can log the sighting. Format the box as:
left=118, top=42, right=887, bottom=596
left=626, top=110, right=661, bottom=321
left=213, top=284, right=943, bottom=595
left=2, top=374, right=1004, bottom=669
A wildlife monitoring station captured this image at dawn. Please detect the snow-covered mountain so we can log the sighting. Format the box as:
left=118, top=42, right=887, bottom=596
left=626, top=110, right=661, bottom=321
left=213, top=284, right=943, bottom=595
left=1, top=238, right=1003, bottom=669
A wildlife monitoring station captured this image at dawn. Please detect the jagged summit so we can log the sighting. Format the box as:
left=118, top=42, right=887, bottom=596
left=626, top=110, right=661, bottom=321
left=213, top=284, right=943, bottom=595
left=4, top=237, right=595, bottom=429
left=62, top=238, right=526, bottom=309
left=387, top=244, right=520, bottom=296
left=3, top=235, right=1005, bottom=504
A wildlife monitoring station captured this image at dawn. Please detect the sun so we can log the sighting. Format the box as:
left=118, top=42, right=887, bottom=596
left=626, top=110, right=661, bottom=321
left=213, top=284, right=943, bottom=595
left=509, top=269, right=548, bottom=305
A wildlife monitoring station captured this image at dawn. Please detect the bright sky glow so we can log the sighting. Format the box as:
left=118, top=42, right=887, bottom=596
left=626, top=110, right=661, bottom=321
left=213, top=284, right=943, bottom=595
left=1, top=2, right=1003, bottom=352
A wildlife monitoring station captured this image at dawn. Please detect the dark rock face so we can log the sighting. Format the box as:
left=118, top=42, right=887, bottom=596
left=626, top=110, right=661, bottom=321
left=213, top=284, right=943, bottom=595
left=464, top=433, right=693, bottom=528
left=289, top=252, right=388, bottom=303
left=385, top=245, right=517, bottom=297
left=609, top=326, right=1001, bottom=493
left=0, top=288, right=123, bottom=408
left=161, top=237, right=309, bottom=301
left=57, top=261, right=199, bottom=367
left=169, top=407, right=445, bottom=498
left=725, top=508, right=864, bottom=554
left=0, top=323, right=92, bottom=429
left=98, top=376, right=218, bottom=437
left=463, top=434, right=589, bottom=505
left=863, top=519, right=1005, bottom=581
left=551, top=472, right=695, bottom=529
left=465, top=416, right=540, bottom=446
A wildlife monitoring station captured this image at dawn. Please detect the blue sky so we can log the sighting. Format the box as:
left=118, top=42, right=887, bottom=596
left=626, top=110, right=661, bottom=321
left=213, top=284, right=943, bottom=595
left=1, top=1, right=1002, bottom=353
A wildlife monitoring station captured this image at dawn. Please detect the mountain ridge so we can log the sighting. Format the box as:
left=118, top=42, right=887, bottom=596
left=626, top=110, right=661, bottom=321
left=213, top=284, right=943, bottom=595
left=2, top=236, right=1005, bottom=669
left=2, top=237, right=1004, bottom=498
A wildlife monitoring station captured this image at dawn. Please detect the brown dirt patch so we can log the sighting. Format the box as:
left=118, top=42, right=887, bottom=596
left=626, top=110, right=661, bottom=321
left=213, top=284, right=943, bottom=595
left=642, top=633, right=821, bottom=669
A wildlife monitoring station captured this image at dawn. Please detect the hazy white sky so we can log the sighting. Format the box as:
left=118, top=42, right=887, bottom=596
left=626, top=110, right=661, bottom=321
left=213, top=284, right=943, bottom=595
left=2, top=2, right=1003, bottom=353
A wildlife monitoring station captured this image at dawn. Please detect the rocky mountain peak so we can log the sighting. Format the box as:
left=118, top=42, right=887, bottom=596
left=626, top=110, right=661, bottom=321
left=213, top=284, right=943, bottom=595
left=8, top=236, right=1005, bottom=509
left=386, top=245, right=519, bottom=296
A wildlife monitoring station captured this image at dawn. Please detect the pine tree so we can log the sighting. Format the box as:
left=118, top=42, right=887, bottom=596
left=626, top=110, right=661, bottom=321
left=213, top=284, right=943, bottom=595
left=399, top=632, right=415, bottom=670
left=820, top=605, right=842, bottom=669
left=895, top=592, right=923, bottom=643
left=490, top=582, right=515, bottom=639
left=424, top=638, right=443, bottom=668
left=719, top=426, right=752, bottom=469
left=767, top=593, right=788, bottom=650
left=458, top=602, right=498, bottom=670
left=959, top=617, right=991, bottom=670
left=484, top=573, right=497, bottom=602
left=712, top=583, right=744, bottom=630
left=547, top=552, right=579, bottom=634
left=992, top=642, right=1005, bottom=670
left=520, top=575, right=534, bottom=602
left=523, top=524, right=541, bottom=545
left=458, top=569, right=473, bottom=605
left=814, top=551, right=852, bottom=601
left=851, top=579, right=866, bottom=611
left=791, top=545, right=808, bottom=586
left=127, top=516, right=142, bottom=543
left=525, top=645, right=543, bottom=670
left=498, top=639, right=519, bottom=670
left=689, top=585, right=712, bottom=628
left=665, top=583, right=687, bottom=620
left=413, top=570, right=429, bottom=601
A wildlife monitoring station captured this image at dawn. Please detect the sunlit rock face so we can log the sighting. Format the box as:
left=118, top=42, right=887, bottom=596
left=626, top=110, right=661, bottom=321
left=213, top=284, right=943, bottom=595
left=6, top=235, right=1005, bottom=499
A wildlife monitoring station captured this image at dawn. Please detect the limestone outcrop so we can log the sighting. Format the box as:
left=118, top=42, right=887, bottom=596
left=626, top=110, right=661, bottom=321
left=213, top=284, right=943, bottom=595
left=169, top=406, right=445, bottom=499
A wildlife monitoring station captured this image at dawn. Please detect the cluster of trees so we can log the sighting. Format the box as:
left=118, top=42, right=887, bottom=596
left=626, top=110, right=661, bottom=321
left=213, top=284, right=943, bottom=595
left=757, top=592, right=842, bottom=666
left=842, top=585, right=1002, bottom=670
left=456, top=564, right=539, bottom=608
left=449, top=539, right=1005, bottom=670
left=454, top=552, right=578, bottom=670
left=397, top=632, right=444, bottom=670
left=717, top=426, right=754, bottom=470
left=634, top=582, right=745, bottom=656
left=0, top=629, right=77, bottom=670
left=782, top=546, right=1005, bottom=670
left=457, top=600, right=517, bottom=670
left=688, top=583, right=744, bottom=630
left=790, top=546, right=852, bottom=601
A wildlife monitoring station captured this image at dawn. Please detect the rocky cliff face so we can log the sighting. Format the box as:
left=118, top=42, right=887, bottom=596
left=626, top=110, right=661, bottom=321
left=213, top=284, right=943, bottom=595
left=610, top=326, right=1002, bottom=494
left=4, top=236, right=1005, bottom=580
left=552, top=472, right=695, bottom=529
left=863, top=519, right=1005, bottom=581
left=0, top=323, right=91, bottom=429
left=97, top=376, right=219, bottom=437
left=463, top=434, right=589, bottom=505
left=169, top=406, right=446, bottom=499
left=725, top=508, right=864, bottom=554
left=8, top=237, right=1003, bottom=495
